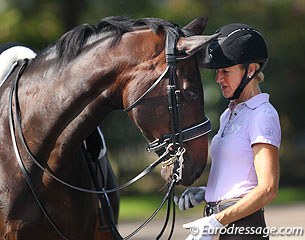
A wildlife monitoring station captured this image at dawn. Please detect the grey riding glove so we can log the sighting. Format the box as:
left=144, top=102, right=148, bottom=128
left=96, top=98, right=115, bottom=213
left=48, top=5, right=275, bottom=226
left=174, top=186, right=206, bottom=211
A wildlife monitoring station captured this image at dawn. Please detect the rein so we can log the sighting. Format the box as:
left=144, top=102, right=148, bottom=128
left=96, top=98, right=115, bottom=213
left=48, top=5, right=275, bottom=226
left=8, top=29, right=212, bottom=240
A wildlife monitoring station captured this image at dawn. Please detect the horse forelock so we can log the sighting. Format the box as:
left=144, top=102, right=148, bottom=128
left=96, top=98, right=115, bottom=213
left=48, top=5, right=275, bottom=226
left=38, top=16, right=186, bottom=65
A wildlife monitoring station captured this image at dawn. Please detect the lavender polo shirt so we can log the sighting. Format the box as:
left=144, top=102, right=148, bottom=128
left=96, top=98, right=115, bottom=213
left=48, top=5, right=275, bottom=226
left=205, top=93, right=281, bottom=202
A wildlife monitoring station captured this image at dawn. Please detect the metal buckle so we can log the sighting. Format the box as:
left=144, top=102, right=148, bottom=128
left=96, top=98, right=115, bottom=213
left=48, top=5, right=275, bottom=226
left=171, top=146, right=186, bottom=183
left=205, top=204, right=214, bottom=216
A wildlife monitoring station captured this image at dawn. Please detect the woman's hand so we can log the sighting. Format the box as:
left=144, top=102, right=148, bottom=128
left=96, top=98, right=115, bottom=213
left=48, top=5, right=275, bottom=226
left=174, top=186, right=206, bottom=211
left=183, top=214, right=224, bottom=240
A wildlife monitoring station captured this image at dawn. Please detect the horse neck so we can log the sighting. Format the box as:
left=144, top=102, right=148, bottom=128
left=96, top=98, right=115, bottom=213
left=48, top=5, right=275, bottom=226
left=18, top=30, right=165, bottom=161
left=16, top=48, right=116, bottom=161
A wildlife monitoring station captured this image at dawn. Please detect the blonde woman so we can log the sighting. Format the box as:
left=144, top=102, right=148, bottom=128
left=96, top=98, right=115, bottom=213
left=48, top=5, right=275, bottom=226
left=175, top=23, right=281, bottom=240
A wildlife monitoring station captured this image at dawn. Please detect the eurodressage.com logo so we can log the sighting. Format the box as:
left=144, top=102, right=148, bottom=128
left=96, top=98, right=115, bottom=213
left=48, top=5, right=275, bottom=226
left=190, top=225, right=304, bottom=238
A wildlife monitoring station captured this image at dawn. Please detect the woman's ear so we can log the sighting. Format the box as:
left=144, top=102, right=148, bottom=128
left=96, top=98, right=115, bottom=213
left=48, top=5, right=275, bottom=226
left=248, top=63, right=259, bottom=78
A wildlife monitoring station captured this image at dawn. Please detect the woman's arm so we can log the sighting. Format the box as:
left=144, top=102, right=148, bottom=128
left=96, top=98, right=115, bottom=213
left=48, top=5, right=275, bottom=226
left=215, top=143, right=279, bottom=225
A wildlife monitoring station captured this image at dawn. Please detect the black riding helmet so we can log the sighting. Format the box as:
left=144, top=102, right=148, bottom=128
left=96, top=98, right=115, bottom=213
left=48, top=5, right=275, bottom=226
left=202, top=23, right=268, bottom=100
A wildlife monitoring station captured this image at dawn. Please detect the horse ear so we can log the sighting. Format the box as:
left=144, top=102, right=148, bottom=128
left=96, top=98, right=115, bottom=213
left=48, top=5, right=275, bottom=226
left=182, top=17, right=208, bottom=35
left=176, top=33, right=220, bottom=57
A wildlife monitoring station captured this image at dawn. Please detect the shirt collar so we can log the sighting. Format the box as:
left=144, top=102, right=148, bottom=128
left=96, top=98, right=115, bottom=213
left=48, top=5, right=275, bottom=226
left=229, top=93, right=270, bottom=111
left=244, top=93, right=269, bottom=109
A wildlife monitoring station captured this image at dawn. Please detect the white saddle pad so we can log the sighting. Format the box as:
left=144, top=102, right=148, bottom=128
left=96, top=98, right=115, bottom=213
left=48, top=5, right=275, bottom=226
left=0, top=46, right=36, bottom=88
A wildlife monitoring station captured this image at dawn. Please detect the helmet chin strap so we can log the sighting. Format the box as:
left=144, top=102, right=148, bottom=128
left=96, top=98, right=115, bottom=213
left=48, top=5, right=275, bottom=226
left=228, top=63, right=256, bottom=100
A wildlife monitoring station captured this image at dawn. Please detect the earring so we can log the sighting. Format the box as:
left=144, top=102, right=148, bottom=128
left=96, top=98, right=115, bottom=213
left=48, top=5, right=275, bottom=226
left=248, top=75, right=252, bottom=79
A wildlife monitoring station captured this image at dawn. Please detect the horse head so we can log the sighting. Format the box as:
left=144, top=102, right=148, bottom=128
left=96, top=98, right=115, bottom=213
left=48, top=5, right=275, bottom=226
left=115, top=17, right=217, bottom=186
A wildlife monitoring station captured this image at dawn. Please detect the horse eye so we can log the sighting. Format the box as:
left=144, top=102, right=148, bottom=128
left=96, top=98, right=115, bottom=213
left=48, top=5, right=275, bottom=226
left=184, top=88, right=198, bottom=101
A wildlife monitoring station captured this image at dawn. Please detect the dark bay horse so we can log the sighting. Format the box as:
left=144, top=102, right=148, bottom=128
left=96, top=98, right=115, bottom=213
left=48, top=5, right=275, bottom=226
left=0, top=16, right=215, bottom=239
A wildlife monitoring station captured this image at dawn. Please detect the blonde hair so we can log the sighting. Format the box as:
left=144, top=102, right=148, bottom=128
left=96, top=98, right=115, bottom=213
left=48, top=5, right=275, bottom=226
left=256, top=72, right=265, bottom=83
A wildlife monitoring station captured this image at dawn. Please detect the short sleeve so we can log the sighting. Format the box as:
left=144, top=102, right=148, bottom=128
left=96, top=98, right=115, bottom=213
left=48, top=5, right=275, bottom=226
left=249, top=105, right=281, bottom=148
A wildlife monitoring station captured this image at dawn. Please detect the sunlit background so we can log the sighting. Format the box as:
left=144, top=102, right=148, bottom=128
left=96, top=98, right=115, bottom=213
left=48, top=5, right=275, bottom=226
left=1, top=0, right=304, bottom=231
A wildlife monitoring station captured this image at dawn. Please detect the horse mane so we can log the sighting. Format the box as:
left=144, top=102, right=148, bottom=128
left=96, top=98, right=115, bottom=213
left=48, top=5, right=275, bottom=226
left=44, top=16, right=188, bottom=63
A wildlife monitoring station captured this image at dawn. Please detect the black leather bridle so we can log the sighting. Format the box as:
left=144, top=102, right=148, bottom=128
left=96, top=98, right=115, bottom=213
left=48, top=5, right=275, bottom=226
left=8, top=29, right=211, bottom=240
left=124, top=28, right=211, bottom=180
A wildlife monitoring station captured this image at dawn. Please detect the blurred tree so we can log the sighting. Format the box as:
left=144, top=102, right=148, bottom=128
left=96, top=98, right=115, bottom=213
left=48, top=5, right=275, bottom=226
left=57, top=0, right=86, bottom=30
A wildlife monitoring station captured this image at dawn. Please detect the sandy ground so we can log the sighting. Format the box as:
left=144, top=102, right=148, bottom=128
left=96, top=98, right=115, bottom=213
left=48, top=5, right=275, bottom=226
left=118, top=203, right=305, bottom=240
